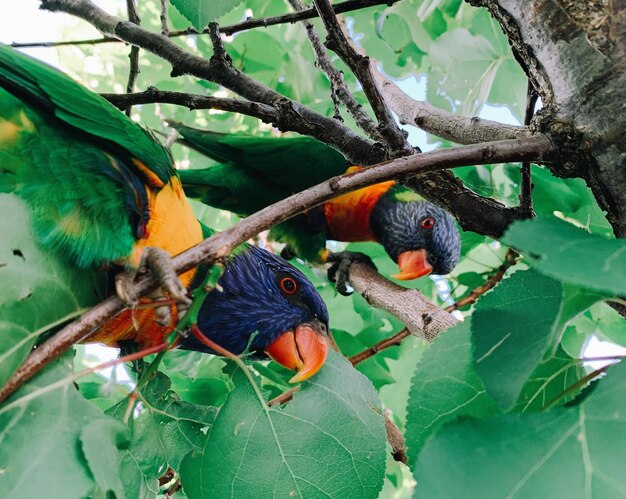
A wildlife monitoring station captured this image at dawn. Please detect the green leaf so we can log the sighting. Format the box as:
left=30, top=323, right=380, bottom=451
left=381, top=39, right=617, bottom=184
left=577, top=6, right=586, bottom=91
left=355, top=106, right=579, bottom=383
left=180, top=351, right=387, bottom=498
left=0, top=194, right=104, bottom=387
left=514, top=345, right=586, bottom=412
left=472, top=269, right=599, bottom=410
left=503, top=217, right=626, bottom=296
left=0, top=353, right=126, bottom=499
left=405, top=321, right=499, bottom=465
left=80, top=419, right=129, bottom=499
left=169, top=0, right=244, bottom=31
left=414, top=360, right=626, bottom=498
left=105, top=372, right=218, bottom=496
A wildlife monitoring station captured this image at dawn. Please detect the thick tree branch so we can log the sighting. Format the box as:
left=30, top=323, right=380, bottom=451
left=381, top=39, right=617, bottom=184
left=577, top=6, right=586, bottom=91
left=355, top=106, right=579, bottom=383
left=346, top=262, right=456, bottom=339
left=371, top=67, right=531, bottom=145
left=101, top=87, right=280, bottom=122
left=14, top=0, right=396, bottom=48
left=312, top=0, right=413, bottom=157
left=0, top=137, right=554, bottom=403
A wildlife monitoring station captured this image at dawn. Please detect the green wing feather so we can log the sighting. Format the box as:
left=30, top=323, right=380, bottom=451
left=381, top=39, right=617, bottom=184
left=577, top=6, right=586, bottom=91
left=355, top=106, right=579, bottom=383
left=171, top=123, right=349, bottom=262
left=0, top=44, right=174, bottom=184
left=0, top=46, right=174, bottom=268
left=172, top=123, right=349, bottom=215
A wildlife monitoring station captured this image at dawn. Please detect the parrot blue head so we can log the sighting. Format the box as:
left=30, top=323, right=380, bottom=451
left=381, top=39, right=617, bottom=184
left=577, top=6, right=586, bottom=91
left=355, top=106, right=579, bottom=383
left=371, top=194, right=461, bottom=279
left=180, top=245, right=329, bottom=382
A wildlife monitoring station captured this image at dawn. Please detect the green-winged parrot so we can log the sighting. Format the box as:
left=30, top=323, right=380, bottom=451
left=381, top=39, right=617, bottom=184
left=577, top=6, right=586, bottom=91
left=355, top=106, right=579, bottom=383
left=172, top=124, right=462, bottom=283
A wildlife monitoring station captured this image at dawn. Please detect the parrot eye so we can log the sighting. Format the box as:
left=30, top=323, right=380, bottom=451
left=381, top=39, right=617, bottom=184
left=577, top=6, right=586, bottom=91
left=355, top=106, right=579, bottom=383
left=279, top=276, right=298, bottom=295
left=420, top=217, right=435, bottom=230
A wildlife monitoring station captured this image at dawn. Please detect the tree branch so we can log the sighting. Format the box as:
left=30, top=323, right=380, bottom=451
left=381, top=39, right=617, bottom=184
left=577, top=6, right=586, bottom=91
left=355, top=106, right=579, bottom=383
left=40, top=0, right=383, bottom=165
left=0, top=137, right=554, bottom=403
left=371, top=66, right=531, bottom=145
left=519, top=80, right=539, bottom=217
left=14, top=0, right=396, bottom=48
left=312, top=0, right=413, bottom=157
left=346, top=262, right=457, bottom=339
left=101, top=87, right=280, bottom=122
left=124, top=0, right=141, bottom=116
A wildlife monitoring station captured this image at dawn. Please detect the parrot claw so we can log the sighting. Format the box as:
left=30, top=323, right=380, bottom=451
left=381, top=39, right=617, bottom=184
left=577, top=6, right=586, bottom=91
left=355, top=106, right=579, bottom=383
left=115, top=247, right=192, bottom=326
left=327, top=251, right=377, bottom=296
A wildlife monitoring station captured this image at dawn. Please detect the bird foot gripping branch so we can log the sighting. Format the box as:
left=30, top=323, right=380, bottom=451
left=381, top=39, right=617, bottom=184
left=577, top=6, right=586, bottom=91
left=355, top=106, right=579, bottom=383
left=115, top=246, right=192, bottom=326
left=327, top=251, right=378, bottom=296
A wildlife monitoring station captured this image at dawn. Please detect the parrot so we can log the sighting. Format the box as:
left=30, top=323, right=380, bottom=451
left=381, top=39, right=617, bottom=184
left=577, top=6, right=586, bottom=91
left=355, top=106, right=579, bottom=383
left=170, top=124, right=462, bottom=290
left=0, top=45, right=328, bottom=383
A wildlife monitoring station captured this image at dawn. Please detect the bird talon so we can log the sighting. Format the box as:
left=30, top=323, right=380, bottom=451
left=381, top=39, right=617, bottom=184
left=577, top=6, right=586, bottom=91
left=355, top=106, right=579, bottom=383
left=326, top=251, right=376, bottom=296
left=115, top=271, right=139, bottom=306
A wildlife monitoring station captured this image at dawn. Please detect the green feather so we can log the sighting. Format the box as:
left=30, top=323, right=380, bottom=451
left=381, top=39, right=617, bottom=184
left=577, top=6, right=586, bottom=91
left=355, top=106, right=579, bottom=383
left=0, top=44, right=174, bottom=184
left=173, top=123, right=349, bottom=214
left=0, top=46, right=178, bottom=268
left=172, top=124, right=350, bottom=262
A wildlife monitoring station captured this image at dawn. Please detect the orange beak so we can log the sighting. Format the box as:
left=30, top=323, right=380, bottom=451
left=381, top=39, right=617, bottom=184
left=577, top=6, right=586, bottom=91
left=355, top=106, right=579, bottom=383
left=264, top=322, right=328, bottom=383
left=391, top=249, right=433, bottom=280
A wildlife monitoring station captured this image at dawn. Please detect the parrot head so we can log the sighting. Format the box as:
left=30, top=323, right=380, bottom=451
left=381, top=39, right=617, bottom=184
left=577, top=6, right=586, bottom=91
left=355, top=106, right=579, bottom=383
left=181, top=245, right=329, bottom=383
left=371, top=196, right=461, bottom=280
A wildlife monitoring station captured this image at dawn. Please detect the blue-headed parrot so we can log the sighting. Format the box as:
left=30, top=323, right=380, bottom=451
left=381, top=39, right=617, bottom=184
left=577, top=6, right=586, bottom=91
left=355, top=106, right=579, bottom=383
left=0, top=45, right=328, bottom=383
left=171, top=124, right=462, bottom=284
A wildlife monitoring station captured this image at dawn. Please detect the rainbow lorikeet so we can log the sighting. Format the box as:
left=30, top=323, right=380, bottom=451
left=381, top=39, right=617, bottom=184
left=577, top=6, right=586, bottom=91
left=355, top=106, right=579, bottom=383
left=172, top=125, right=462, bottom=287
left=0, top=45, right=328, bottom=383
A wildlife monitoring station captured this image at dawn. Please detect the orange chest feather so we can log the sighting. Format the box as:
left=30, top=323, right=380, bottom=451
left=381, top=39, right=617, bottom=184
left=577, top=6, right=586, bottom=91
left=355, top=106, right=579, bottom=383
left=91, top=176, right=203, bottom=348
left=324, top=179, right=395, bottom=242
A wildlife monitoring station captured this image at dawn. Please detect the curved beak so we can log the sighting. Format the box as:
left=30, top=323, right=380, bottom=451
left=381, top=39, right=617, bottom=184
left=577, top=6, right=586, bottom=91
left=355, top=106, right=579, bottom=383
left=264, top=320, right=328, bottom=383
left=391, top=249, right=433, bottom=280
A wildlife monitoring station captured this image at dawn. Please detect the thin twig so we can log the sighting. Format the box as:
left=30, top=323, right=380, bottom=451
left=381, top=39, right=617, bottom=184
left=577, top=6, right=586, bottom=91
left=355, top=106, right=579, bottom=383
left=159, top=0, right=168, bottom=36
left=446, top=249, right=519, bottom=312
left=124, top=0, right=141, bottom=116
left=0, top=137, right=554, bottom=404
left=101, top=87, right=280, bottom=123
left=312, top=0, right=413, bottom=157
left=384, top=410, right=407, bottom=464
left=13, top=0, right=396, bottom=48
left=519, top=80, right=539, bottom=216
left=287, top=0, right=383, bottom=142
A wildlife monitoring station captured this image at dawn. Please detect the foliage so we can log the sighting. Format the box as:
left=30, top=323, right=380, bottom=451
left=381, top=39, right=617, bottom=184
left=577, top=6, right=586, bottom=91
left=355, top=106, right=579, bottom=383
left=1, top=1, right=623, bottom=498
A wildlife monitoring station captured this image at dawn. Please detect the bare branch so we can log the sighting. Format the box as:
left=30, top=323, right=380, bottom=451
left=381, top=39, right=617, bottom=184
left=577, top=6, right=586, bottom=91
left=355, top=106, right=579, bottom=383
left=14, top=0, right=396, bottom=48
left=159, top=0, right=168, bottom=36
left=312, top=0, right=413, bottom=157
left=124, top=0, right=141, bottom=116
left=287, top=0, right=383, bottom=142
left=101, top=87, right=280, bottom=123
left=346, top=261, right=456, bottom=339
left=519, top=80, right=539, bottom=217
left=0, top=136, right=554, bottom=403
left=40, top=0, right=381, bottom=164
left=371, top=67, right=531, bottom=145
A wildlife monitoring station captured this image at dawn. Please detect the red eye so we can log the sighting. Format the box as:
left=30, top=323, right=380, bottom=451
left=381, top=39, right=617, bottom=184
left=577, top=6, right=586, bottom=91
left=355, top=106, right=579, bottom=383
left=280, top=277, right=298, bottom=295
left=421, top=217, right=435, bottom=230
